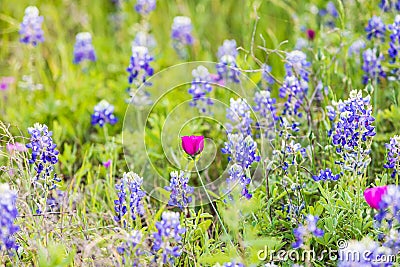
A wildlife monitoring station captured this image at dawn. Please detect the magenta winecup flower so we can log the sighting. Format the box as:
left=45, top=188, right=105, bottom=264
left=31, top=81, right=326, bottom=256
left=181, top=136, right=204, bottom=157
left=364, top=185, right=388, bottom=209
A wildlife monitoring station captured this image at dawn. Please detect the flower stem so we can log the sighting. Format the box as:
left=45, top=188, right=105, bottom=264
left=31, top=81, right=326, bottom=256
left=194, top=160, right=238, bottom=253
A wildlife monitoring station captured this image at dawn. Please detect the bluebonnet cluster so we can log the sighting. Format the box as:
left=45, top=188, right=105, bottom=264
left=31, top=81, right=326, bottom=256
left=222, top=133, right=260, bottom=199
left=338, top=238, right=393, bottom=267
left=188, top=65, right=213, bottom=114
left=278, top=140, right=307, bottom=175
left=0, top=184, right=19, bottom=253
left=152, top=211, right=185, bottom=265
left=348, top=39, right=366, bottom=57
left=216, top=39, right=240, bottom=83
left=114, top=172, right=146, bottom=225
left=284, top=50, right=310, bottom=81
left=253, top=90, right=278, bottom=138
left=329, top=90, right=375, bottom=174
left=226, top=98, right=253, bottom=135
left=127, top=46, right=154, bottom=86
left=171, top=16, right=193, bottom=57
left=279, top=75, right=309, bottom=119
left=379, top=0, right=400, bottom=11
left=384, top=136, right=400, bottom=177
left=19, top=6, right=44, bottom=46
left=388, top=15, right=400, bottom=63
left=362, top=48, right=386, bottom=84
left=134, top=0, right=156, bottom=15
left=366, top=16, right=386, bottom=41
left=373, top=185, right=400, bottom=255
left=26, top=123, right=61, bottom=197
left=292, top=214, right=324, bottom=249
left=165, top=170, right=194, bottom=210
left=312, top=168, right=340, bottom=182
left=116, top=230, right=143, bottom=267
left=73, top=32, right=96, bottom=64
left=222, top=133, right=260, bottom=170
left=91, top=100, right=118, bottom=127
left=319, top=2, right=338, bottom=28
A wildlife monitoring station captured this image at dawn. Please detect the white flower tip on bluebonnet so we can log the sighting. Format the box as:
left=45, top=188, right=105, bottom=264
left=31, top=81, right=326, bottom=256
left=25, top=6, right=40, bottom=17
left=131, top=45, right=149, bottom=56
left=0, top=183, right=16, bottom=206
left=76, top=32, right=92, bottom=42
left=94, top=100, right=114, bottom=113
left=133, top=31, right=157, bottom=50
left=192, top=65, right=210, bottom=80
left=124, top=172, right=143, bottom=185
left=217, top=39, right=238, bottom=59
left=172, top=16, right=192, bottom=28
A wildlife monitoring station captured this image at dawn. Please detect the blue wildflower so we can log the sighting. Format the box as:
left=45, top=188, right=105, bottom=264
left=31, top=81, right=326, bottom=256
left=226, top=164, right=252, bottom=199
left=388, top=15, right=400, bottom=63
left=216, top=39, right=240, bottom=83
left=127, top=45, right=154, bottom=86
left=91, top=100, right=118, bottom=127
left=285, top=50, right=310, bottom=81
left=133, top=31, right=157, bottom=51
left=292, top=214, right=324, bottom=249
left=222, top=133, right=260, bottom=170
left=114, top=172, right=146, bottom=225
left=73, top=32, right=96, bottom=64
left=362, top=48, right=386, bottom=84
left=19, top=6, right=44, bottom=46
left=171, top=16, right=193, bottom=54
left=188, top=65, right=213, bottom=114
left=262, top=64, right=275, bottom=85
left=152, top=211, right=185, bottom=265
left=348, top=39, right=366, bottom=57
left=226, top=98, right=253, bottom=135
left=312, top=168, right=340, bottom=181
left=379, top=0, right=400, bottom=12
left=0, top=184, right=19, bottom=253
left=365, top=16, right=386, bottom=41
left=279, top=75, right=308, bottom=118
left=165, top=171, right=194, bottom=210
left=134, top=0, right=156, bottom=15
left=384, top=136, right=400, bottom=177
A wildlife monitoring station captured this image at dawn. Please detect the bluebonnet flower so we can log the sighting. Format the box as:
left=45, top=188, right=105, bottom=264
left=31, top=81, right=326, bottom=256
left=152, top=211, right=185, bottom=265
left=0, top=184, right=19, bottom=253
left=326, top=1, right=338, bottom=18
left=91, top=100, right=118, bottom=127
left=384, top=136, right=400, bottom=177
left=134, top=0, right=156, bottom=15
left=127, top=45, right=154, bottom=86
left=253, top=90, right=278, bottom=120
left=216, top=39, right=240, bottom=83
left=171, top=16, right=193, bottom=58
left=73, top=32, right=96, bottom=64
left=19, top=6, right=44, bottom=46
left=262, top=64, right=275, bottom=85
left=222, top=133, right=260, bottom=170
left=26, top=123, right=60, bottom=195
left=226, top=98, right=253, bottom=135
left=388, top=15, right=400, bottom=63
left=285, top=50, right=310, bottom=81
left=379, top=0, right=400, bottom=12
left=114, top=172, right=146, bottom=225
left=116, top=230, right=143, bottom=266
left=295, top=38, right=308, bottom=50
left=226, top=164, right=252, bottom=199
left=133, top=31, right=157, bottom=51
left=312, top=168, right=340, bottom=182
left=188, top=65, right=213, bottom=114
left=292, top=214, right=324, bottom=249
left=362, top=48, right=386, bottom=84
left=348, top=39, right=366, bottom=57
left=165, top=171, right=194, bottom=210
left=319, top=2, right=338, bottom=28
left=326, top=105, right=336, bottom=121
left=365, top=16, right=386, bottom=41
left=279, top=75, right=308, bottom=118
left=330, top=90, right=375, bottom=173
left=338, top=238, right=393, bottom=267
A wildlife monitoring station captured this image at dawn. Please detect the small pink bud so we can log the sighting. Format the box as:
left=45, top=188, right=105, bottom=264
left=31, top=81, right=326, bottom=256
left=181, top=136, right=204, bottom=157
left=306, top=29, right=316, bottom=41
left=364, top=185, right=388, bottom=209
left=103, top=159, right=112, bottom=168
